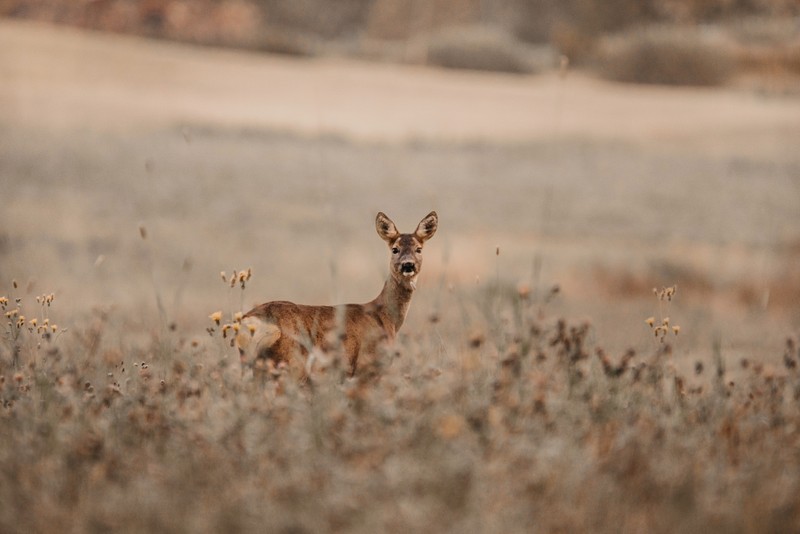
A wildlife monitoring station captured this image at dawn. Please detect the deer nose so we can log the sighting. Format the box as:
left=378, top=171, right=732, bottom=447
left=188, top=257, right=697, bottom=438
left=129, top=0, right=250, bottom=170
left=401, top=262, right=416, bottom=274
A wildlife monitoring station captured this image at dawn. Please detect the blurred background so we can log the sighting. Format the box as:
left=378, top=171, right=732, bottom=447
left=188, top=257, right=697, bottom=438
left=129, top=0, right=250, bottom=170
left=3, top=0, right=800, bottom=84
left=1, top=0, right=799, bottom=363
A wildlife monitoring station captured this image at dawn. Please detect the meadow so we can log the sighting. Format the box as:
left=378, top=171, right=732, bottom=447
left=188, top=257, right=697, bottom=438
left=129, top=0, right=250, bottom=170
left=3, top=278, right=800, bottom=533
left=2, top=19, right=800, bottom=533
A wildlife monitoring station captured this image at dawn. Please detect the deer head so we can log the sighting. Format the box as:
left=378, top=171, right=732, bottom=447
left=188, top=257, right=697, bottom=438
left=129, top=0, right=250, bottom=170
left=376, top=211, right=438, bottom=291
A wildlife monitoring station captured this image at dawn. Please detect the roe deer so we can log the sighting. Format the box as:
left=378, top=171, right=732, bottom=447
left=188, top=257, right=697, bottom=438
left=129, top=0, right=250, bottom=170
left=237, top=211, right=438, bottom=379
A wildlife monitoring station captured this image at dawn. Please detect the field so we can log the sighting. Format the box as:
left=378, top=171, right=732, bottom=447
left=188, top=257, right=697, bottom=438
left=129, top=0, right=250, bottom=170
left=2, top=19, right=800, bottom=533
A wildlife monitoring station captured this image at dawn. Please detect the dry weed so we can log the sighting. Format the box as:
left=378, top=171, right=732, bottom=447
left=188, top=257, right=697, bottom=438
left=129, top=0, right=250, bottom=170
left=1, top=274, right=799, bottom=532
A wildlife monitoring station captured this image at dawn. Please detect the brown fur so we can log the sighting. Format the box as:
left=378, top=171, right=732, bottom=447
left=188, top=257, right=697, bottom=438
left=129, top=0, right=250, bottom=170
left=237, top=211, right=438, bottom=379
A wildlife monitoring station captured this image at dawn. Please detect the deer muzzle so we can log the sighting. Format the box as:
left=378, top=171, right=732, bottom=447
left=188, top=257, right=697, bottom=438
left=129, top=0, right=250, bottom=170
left=400, top=262, right=417, bottom=276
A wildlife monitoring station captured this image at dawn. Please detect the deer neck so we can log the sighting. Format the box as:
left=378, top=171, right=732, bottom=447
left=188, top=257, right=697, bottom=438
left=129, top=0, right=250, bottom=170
left=373, top=275, right=415, bottom=332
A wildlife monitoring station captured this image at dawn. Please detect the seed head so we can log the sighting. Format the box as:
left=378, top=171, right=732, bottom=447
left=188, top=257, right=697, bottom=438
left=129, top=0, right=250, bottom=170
left=209, top=311, right=223, bottom=325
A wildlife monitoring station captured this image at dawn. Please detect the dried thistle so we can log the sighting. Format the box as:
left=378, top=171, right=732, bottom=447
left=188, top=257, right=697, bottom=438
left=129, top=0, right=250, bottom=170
left=645, top=286, right=681, bottom=343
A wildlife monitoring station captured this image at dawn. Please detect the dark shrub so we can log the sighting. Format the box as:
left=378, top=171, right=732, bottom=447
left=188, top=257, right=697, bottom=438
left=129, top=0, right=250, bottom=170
left=425, top=26, right=535, bottom=74
left=597, top=26, right=736, bottom=86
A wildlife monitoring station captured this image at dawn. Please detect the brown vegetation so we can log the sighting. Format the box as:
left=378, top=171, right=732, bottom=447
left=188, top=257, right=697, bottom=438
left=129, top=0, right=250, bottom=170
left=2, top=280, right=800, bottom=532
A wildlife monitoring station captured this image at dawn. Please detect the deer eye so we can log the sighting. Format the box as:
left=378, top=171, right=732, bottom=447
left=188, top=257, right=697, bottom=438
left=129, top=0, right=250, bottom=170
left=416, top=248, right=422, bottom=254
left=392, top=247, right=400, bottom=255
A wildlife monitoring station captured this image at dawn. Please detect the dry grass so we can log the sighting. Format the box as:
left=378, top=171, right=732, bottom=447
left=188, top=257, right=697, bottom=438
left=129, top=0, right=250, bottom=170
left=2, top=279, right=800, bottom=533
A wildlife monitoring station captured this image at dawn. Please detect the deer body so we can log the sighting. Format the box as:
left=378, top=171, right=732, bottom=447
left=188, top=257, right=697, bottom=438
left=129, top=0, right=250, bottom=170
left=237, top=211, right=438, bottom=378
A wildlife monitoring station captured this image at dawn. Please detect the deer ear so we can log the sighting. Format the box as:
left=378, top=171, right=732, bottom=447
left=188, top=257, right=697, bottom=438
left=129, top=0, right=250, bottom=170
left=376, top=212, right=399, bottom=242
left=414, top=211, right=438, bottom=242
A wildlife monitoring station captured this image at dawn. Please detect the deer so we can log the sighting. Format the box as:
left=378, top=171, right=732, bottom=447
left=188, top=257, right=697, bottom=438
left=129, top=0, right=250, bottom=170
left=236, top=211, right=438, bottom=380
